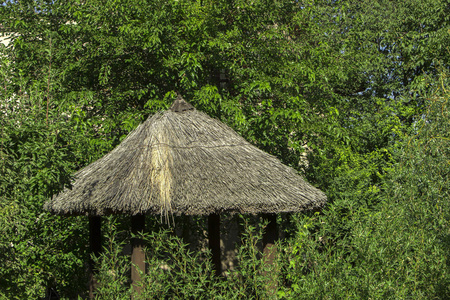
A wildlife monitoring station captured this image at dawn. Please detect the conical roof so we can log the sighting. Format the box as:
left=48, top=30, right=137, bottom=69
left=44, top=96, right=326, bottom=217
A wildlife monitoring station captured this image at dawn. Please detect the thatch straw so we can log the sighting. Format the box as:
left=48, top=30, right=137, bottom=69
left=44, top=97, right=326, bottom=216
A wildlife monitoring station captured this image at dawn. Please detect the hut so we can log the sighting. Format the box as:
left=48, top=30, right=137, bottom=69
left=44, top=95, right=327, bottom=296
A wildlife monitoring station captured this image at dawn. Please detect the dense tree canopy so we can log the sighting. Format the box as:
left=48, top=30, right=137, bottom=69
left=1, top=0, right=449, bottom=298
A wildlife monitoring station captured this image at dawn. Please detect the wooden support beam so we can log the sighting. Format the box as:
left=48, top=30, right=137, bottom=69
left=262, top=213, right=278, bottom=265
left=262, top=213, right=278, bottom=295
left=208, top=213, right=221, bottom=275
left=131, top=214, right=146, bottom=295
left=88, top=216, right=102, bottom=300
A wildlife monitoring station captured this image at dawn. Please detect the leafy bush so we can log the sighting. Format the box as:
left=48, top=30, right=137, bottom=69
left=281, top=70, right=450, bottom=299
left=90, top=215, right=278, bottom=299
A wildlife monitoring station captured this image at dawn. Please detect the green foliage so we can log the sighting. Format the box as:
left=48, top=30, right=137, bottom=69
left=90, top=215, right=276, bottom=299
left=281, top=69, right=450, bottom=299
left=1, top=0, right=449, bottom=298
left=138, top=228, right=216, bottom=299
left=92, top=217, right=133, bottom=299
left=220, top=216, right=276, bottom=299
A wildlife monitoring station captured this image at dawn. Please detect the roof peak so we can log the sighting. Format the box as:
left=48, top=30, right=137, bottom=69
left=170, top=94, right=195, bottom=113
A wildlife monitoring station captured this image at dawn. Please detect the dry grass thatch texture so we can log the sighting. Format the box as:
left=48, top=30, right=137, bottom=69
left=44, top=102, right=326, bottom=216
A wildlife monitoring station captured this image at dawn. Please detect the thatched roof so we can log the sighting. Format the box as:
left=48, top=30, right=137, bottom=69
left=44, top=96, right=326, bottom=217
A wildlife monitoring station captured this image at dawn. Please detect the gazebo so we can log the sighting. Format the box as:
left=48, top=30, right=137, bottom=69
left=44, top=95, right=326, bottom=296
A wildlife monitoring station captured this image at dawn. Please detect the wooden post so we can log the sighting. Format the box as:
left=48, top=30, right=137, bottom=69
left=89, top=216, right=102, bottom=300
left=208, top=213, right=221, bottom=275
left=262, top=213, right=278, bottom=265
left=262, top=213, right=278, bottom=295
left=131, top=214, right=146, bottom=295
